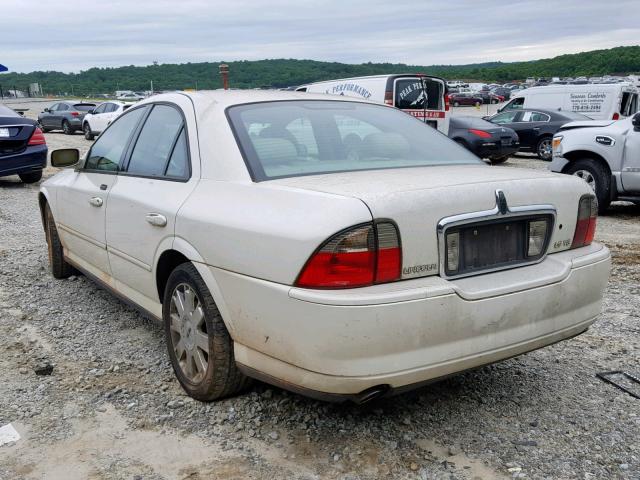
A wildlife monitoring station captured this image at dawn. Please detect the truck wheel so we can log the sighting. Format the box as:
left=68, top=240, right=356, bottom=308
left=44, top=204, right=76, bottom=279
left=565, top=159, right=611, bottom=213
left=83, top=122, right=94, bottom=140
left=536, top=137, right=553, bottom=161
left=163, top=263, right=252, bottom=401
left=18, top=170, right=43, bottom=184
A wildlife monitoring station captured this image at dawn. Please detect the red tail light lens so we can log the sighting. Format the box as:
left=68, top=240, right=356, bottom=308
left=296, top=222, right=402, bottom=289
left=444, top=94, right=450, bottom=112
left=571, top=195, right=597, bottom=249
left=468, top=129, right=492, bottom=138
left=612, top=112, right=620, bottom=120
left=70, top=111, right=80, bottom=117
left=27, top=127, right=46, bottom=146
left=384, top=90, right=393, bottom=106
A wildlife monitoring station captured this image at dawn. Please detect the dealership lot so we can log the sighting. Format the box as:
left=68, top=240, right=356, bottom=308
left=1, top=99, right=639, bottom=479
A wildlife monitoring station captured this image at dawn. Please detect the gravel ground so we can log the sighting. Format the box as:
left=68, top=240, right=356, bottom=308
left=0, top=99, right=638, bottom=480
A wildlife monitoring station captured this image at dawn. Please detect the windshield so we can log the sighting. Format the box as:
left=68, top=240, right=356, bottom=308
left=227, top=100, right=481, bottom=181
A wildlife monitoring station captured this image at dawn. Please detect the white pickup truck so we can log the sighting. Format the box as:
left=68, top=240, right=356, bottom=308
left=550, top=112, right=640, bottom=212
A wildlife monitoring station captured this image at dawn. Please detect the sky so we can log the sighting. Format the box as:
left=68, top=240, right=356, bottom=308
left=2, top=0, right=639, bottom=73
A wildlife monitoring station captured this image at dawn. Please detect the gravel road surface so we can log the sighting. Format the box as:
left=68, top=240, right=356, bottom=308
left=0, top=99, right=638, bottom=480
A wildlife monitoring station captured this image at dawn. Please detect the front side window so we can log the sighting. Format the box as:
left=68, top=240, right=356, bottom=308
left=126, top=104, right=186, bottom=178
left=93, top=104, right=107, bottom=114
left=228, top=100, right=481, bottom=181
left=85, top=106, right=148, bottom=171
left=503, top=97, right=524, bottom=110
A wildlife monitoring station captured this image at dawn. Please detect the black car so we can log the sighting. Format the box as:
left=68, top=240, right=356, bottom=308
left=489, top=87, right=512, bottom=100
left=0, top=105, right=47, bottom=183
left=448, top=116, right=519, bottom=164
left=485, top=108, right=589, bottom=161
left=37, top=101, right=96, bottom=135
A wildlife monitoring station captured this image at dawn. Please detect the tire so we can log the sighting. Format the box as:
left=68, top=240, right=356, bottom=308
left=565, top=159, right=611, bottom=213
left=18, top=170, right=43, bottom=184
left=62, top=120, right=73, bottom=135
left=44, top=204, right=75, bottom=279
left=491, top=99, right=498, bottom=104
left=488, top=155, right=509, bottom=165
left=83, top=122, right=94, bottom=140
left=536, top=136, right=553, bottom=161
left=453, top=101, right=460, bottom=107
left=474, top=101, right=481, bottom=107
left=163, top=263, right=251, bottom=401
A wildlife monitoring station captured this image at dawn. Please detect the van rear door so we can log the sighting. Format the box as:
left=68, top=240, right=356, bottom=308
left=391, top=76, right=449, bottom=134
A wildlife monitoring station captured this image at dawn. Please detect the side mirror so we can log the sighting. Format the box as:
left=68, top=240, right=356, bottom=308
left=632, top=113, right=640, bottom=131
left=51, top=149, right=80, bottom=168
left=43, top=108, right=50, bottom=113
left=496, top=107, right=503, bottom=113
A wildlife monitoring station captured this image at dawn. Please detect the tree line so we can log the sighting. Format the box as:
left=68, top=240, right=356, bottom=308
left=1, top=45, right=639, bottom=97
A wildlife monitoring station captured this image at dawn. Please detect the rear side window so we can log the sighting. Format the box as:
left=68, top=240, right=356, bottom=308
left=126, top=104, right=189, bottom=179
left=85, top=106, right=148, bottom=171
left=394, top=79, right=442, bottom=110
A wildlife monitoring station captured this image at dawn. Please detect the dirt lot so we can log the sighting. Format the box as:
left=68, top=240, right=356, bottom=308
left=0, top=99, right=639, bottom=480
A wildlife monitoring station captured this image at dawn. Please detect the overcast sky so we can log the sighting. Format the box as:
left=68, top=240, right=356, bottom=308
left=2, top=0, right=639, bottom=73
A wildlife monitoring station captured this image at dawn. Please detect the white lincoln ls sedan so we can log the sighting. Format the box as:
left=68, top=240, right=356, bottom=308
left=40, top=91, right=611, bottom=403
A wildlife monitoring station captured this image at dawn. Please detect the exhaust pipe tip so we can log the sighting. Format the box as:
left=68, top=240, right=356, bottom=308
left=353, top=385, right=391, bottom=405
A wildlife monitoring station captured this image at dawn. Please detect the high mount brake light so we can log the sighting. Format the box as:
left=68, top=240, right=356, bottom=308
left=571, top=195, right=597, bottom=249
left=27, top=127, right=46, bottom=146
left=296, top=222, right=402, bottom=289
left=468, top=129, right=492, bottom=138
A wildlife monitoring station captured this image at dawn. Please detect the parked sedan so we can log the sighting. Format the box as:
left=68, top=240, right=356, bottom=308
left=485, top=108, right=590, bottom=160
left=448, top=116, right=519, bottom=164
left=449, top=93, right=483, bottom=107
left=41, top=91, right=610, bottom=403
left=0, top=104, right=47, bottom=183
left=38, top=102, right=96, bottom=135
left=82, top=101, right=132, bottom=140
left=476, top=91, right=504, bottom=104
left=489, top=87, right=512, bottom=100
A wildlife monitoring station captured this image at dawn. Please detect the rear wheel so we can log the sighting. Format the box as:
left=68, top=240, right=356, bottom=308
left=453, top=101, right=460, bottom=107
left=44, top=204, right=76, bottom=279
left=536, top=137, right=553, bottom=161
left=474, top=101, right=481, bottom=107
left=565, top=159, right=611, bottom=213
left=163, top=263, right=251, bottom=401
left=491, top=99, right=498, bottom=104
left=19, top=170, right=43, bottom=184
left=62, top=120, right=73, bottom=135
left=83, top=122, right=94, bottom=140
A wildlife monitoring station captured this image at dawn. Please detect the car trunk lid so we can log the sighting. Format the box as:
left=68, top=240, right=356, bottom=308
left=0, top=119, right=35, bottom=157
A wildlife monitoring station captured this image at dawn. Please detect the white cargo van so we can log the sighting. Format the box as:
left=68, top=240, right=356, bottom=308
left=296, top=74, right=450, bottom=134
left=498, top=83, right=639, bottom=120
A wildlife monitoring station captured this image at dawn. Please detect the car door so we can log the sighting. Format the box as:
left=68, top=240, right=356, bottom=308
left=104, top=103, right=121, bottom=128
left=516, top=111, right=549, bottom=149
left=90, top=103, right=108, bottom=132
left=105, top=99, right=199, bottom=306
left=41, top=103, right=58, bottom=127
left=56, top=106, right=149, bottom=276
left=54, top=103, right=68, bottom=129
left=621, top=117, right=640, bottom=192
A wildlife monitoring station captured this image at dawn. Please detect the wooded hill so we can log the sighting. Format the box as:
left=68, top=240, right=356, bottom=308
left=1, top=45, right=639, bottom=96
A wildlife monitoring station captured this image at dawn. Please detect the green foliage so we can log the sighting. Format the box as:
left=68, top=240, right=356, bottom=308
left=1, top=46, right=639, bottom=96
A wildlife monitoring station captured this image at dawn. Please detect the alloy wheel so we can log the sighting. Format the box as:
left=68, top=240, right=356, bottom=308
left=538, top=138, right=552, bottom=160
left=572, top=169, right=597, bottom=193
left=169, top=283, right=210, bottom=383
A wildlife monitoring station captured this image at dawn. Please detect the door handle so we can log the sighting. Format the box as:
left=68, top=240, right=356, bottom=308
left=89, top=197, right=103, bottom=207
left=145, top=213, right=167, bottom=227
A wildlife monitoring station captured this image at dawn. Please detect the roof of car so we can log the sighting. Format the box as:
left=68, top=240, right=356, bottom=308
left=140, top=89, right=382, bottom=110
left=0, top=104, right=20, bottom=118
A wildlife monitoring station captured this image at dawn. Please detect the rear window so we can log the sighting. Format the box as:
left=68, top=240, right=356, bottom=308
left=227, top=100, right=480, bottom=181
left=74, top=104, right=96, bottom=111
left=394, top=78, right=442, bottom=110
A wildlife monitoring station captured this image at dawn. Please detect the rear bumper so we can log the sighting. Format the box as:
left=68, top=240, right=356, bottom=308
left=205, top=243, right=610, bottom=399
left=0, top=145, right=47, bottom=176
left=474, top=140, right=519, bottom=158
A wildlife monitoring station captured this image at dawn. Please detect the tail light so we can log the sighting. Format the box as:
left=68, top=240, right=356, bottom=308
left=612, top=112, right=620, bottom=120
left=444, top=94, right=450, bottom=112
left=295, top=222, right=402, bottom=289
left=571, top=195, right=597, bottom=248
left=384, top=90, right=393, bottom=106
left=468, top=129, right=492, bottom=138
left=70, top=111, right=80, bottom=117
left=27, top=127, right=46, bottom=146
